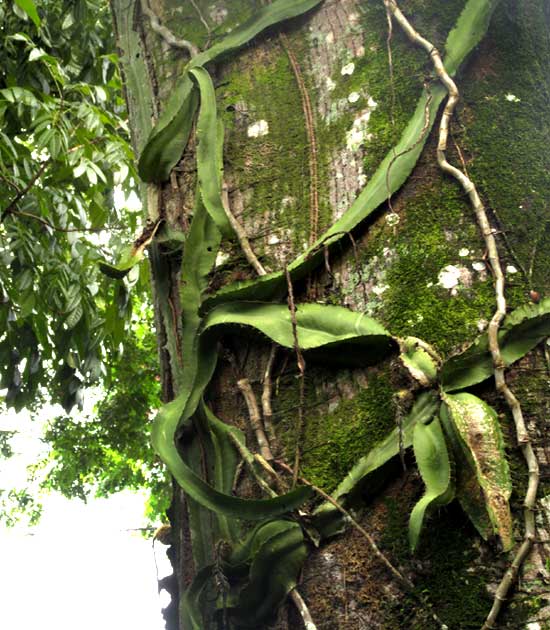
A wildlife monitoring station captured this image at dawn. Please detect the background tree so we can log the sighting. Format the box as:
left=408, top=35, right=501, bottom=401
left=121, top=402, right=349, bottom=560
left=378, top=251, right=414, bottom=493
left=0, top=0, right=168, bottom=525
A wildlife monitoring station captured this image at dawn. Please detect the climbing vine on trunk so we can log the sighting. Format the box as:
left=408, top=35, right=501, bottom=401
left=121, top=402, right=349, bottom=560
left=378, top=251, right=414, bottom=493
left=106, top=0, right=547, bottom=627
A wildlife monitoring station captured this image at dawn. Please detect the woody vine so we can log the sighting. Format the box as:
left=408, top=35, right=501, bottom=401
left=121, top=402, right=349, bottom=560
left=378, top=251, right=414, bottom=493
left=105, top=1, right=548, bottom=628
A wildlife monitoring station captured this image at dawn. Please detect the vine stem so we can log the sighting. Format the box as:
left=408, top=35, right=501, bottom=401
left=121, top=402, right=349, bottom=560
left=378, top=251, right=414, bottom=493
left=384, top=2, right=540, bottom=627
left=289, top=589, right=317, bottom=630
left=261, top=344, right=279, bottom=451
left=237, top=377, right=274, bottom=461
left=221, top=181, right=267, bottom=276
left=285, top=266, right=306, bottom=488
left=139, top=0, right=198, bottom=56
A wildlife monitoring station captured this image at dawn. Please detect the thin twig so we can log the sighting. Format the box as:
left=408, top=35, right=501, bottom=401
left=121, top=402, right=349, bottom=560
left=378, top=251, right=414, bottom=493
left=261, top=345, right=279, bottom=451
left=226, top=431, right=277, bottom=497
left=222, top=181, right=267, bottom=276
left=2, top=209, right=122, bottom=233
left=384, top=4, right=539, bottom=628
left=189, top=0, right=211, bottom=41
left=1, top=160, right=49, bottom=221
left=290, top=589, right=318, bottom=630
left=285, top=266, right=306, bottom=487
left=237, top=377, right=274, bottom=461
left=140, top=0, right=198, bottom=56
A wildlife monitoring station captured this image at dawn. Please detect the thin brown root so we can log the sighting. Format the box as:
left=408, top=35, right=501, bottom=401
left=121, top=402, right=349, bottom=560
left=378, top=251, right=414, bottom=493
left=285, top=266, right=306, bottom=488
left=290, top=589, right=318, bottom=630
left=237, top=378, right=274, bottom=461
left=261, top=345, right=279, bottom=451
left=222, top=181, right=267, bottom=276
left=279, top=32, right=320, bottom=245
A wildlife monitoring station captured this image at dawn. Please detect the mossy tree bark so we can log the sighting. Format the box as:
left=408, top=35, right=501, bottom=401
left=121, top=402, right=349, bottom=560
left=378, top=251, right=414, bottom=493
left=112, top=1, right=550, bottom=628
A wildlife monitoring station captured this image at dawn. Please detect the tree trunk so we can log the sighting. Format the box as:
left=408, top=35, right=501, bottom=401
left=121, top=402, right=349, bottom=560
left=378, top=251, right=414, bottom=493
left=112, top=1, right=550, bottom=628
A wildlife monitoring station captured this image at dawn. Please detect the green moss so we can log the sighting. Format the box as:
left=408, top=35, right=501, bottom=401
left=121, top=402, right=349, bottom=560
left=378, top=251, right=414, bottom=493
left=462, top=0, right=550, bottom=300
left=220, top=48, right=314, bottom=259
left=378, top=180, right=495, bottom=355
left=274, top=366, right=396, bottom=492
left=382, top=500, right=493, bottom=630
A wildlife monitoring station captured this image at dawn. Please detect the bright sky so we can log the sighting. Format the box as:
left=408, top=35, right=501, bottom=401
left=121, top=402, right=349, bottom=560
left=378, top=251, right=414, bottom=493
left=0, top=404, right=170, bottom=630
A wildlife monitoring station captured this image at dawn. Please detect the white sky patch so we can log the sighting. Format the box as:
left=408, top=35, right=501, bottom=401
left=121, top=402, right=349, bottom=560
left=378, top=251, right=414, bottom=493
left=472, top=261, right=486, bottom=271
left=0, top=403, right=166, bottom=630
left=505, top=93, right=521, bottom=103
left=348, top=91, right=361, bottom=103
left=458, top=248, right=470, bottom=257
left=0, top=492, right=166, bottom=630
left=506, top=264, right=518, bottom=274
left=247, top=119, right=269, bottom=138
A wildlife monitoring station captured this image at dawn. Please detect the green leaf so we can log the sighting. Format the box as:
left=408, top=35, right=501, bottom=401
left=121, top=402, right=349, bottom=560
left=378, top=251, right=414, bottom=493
left=14, top=0, right=41, bottom=27
left=409, top=418, right=454, bottom=551
left=137, top=75, right=199, bottom=183
left=441, top=298, right=550, bottom=392
left=229, top=521, right=306, bottom=627
left=313, top=391, right=439, bottom=538
left=439, top=403, right=493, bottom=542
left=137, top=0, right=323, bottom=183
left=442, top=393, right=513, bottom=550
left=399, top=337, right=439, bottom=386
left=180, top=566, right=214, bottom=630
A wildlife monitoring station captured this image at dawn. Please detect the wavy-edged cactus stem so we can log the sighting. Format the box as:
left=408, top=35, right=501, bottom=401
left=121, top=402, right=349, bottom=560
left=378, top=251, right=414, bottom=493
left=383, top=2, right=539, bottom=627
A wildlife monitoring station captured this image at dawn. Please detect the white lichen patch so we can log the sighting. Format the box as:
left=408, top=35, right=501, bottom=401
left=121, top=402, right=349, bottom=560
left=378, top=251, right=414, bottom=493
left=355, top=45, right=365, bottom=57
left=505, top=93, right=521, bottom=103
left=267, top=234, right=280, bottom=245
left=325, top=77, right=336, bottom=91
left=215, top=250, right=230, bottom=267
left=372, top=284, right=389, bottom=296
left=438, top=264, right=472, bottom=290
left=348, top=12, right=360, bottom=25
left=341, top=62, right=355, bottom=76
left=345, top=106, right=376, bottom=151
left=209, top=4, right=228, bottom=24
left=247, top=120, right=269, bottom=138
left=325, top=32, right=334, bottom=44
left=477, top=319, right=488, bottom=332
left=348, top=91, right=360, bottom=103
left=385, top=212, right=400, bottom=227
